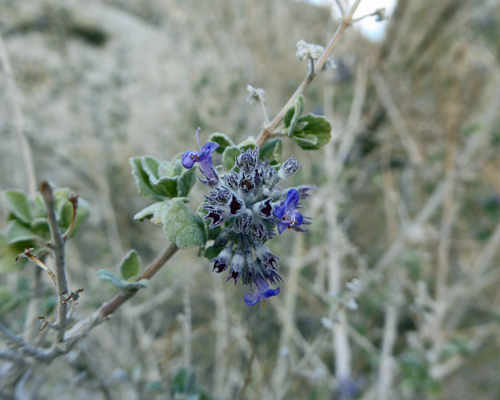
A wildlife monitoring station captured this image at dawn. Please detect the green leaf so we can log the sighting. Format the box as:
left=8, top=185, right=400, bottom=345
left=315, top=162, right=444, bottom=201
left=284, top=95, right=305, bottom=136
left=177, top=167, right=197, bottom=197
left=31, top=218, right=50, bottom=240
left=98, top=269, right=148, bottom=291
left=5, top=190, right=31, bottom=224
left=172, top=159, right=184, bottom=176
left=237, top=137, right=257, bottom=151
left=158, top=161, right=174, bottom=177
left=291, top=113, right=332, bottom=150
left=222, top=146, right=241, bottom=170
left=141, top=156, right=160, bottom=180
left=208, top=133, right=235, bottom=154
left=150, top=176, right=179, bottom=199
left=6, top=220, right=35, bottom=244
left=163, top=199, right=206, bottom=249
left=119, top=250, right=142, bottom=280
left=130, top=157, right=165, bottom=201
left=98, top=269, right=123, bottom=287
left=73, top=198, right=91, bottom=234
left=259, top=138, right=283, bottom=165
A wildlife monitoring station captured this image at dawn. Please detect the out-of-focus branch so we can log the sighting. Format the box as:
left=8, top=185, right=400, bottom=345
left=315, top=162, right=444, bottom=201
left=40, top=182, right=69, bottom=344
left=0, top=34, right=36, bottom=196
left=255, top=0, right=363, bottom=148
left=372, top=71, right=423, bottom=166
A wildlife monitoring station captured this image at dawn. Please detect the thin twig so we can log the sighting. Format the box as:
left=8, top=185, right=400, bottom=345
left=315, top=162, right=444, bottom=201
left=62, top=194, right=79, bottom=241
left=40, top=182, right=69, bottom=344
left=255, top=0, right=363, bottom=148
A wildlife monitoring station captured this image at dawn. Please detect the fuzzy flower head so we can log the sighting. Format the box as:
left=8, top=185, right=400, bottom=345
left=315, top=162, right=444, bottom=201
left=181, top=128, right=220, bottom=186
left=190, top=142, right=315, bottom=305
left=296, top=39, right=325, bottom=61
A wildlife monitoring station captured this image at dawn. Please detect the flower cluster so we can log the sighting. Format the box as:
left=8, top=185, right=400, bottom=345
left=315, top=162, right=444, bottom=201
left=182, top=131, right=315, bottom=306
left=295, top=39, right=325, bottom=61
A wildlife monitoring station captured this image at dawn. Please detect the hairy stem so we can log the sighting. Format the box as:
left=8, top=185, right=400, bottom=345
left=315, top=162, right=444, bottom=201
left=255, top=0, right=362, bottom=148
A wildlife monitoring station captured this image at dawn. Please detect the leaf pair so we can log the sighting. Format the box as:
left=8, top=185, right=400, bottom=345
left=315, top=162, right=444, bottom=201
left=98, top=250, right=148, bottom=291
left=283, top=95, right=332, bottom=150
left=130, top=155, right=197, bottom=201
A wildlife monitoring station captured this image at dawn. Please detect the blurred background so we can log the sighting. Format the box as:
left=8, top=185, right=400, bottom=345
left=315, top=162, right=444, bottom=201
left=1, top=0, right=500, bottom=399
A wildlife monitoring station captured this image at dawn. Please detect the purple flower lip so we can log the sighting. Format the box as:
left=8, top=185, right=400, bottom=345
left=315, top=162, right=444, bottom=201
left=181, top=128, right=219, bottom=184
left=273, top=188, right=304, bottom=234
left=244, top=276, right=280, bottom=306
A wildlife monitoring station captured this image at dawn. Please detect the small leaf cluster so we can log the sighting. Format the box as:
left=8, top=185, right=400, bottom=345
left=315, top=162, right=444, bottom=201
left=98, top=250, right=148, bottom=291
left=131, top=155, right=206, bottom=249
left=282, top=95, right=331, bottom=150
left=130, top=155, right=197, bottom=201
left=0, top=189, right=90, bottom=272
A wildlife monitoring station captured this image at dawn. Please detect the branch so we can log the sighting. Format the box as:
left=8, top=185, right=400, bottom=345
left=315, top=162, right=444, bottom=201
left=62, top=243, right=179, bottom=350
left=255, top=0, right=363, bottom=148
left=40, top=182, right=69, bottom=344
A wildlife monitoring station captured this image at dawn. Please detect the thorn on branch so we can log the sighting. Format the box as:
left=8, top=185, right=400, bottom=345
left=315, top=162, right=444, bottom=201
left=16, top=248, right=56, bottom=285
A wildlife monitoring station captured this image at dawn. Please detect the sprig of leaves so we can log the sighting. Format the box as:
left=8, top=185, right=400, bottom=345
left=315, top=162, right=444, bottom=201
left=282, top=95, right=332, bottom=150
left=98, top=250, right=149, bottom=291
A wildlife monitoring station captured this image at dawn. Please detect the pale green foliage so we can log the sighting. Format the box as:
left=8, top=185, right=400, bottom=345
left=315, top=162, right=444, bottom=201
left=208, top=132, right=235, bottom=154
left=119, top=249, right=142, bottom=281
left=162, top=199, right=206, bottom=249
left=97, top=269, right=148, bottom=291
left=130, top=155, right=196, bottom=200
left=283, top=95, right=332, bottom=150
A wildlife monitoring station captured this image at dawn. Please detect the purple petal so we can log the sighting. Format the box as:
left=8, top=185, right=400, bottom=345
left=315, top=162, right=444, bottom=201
left=262, top=287, right=280, bottom=299
left=201, top=142, right=220, bottom=156
left=285, top=189, right=300, bottom=209
left=273, top=205, right=286, bottom=219
left=255, top=276, right=270, bottom=292
left=199, top=158, right=218, bottom=182
left=294, top=210, right=304, bottom=225
left=244, top=291, right=261, bottom=306
left=181, top=151, right=198, bottom=169
left=277, top=220, right=289, bottom=234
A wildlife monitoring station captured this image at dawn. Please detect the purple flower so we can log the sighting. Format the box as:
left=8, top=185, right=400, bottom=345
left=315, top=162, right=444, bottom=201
left=244, top=276, right=280, bottom=306
left=273, top=189, right=304, bottom=234
left=181, top=128, right=219, bottom=185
